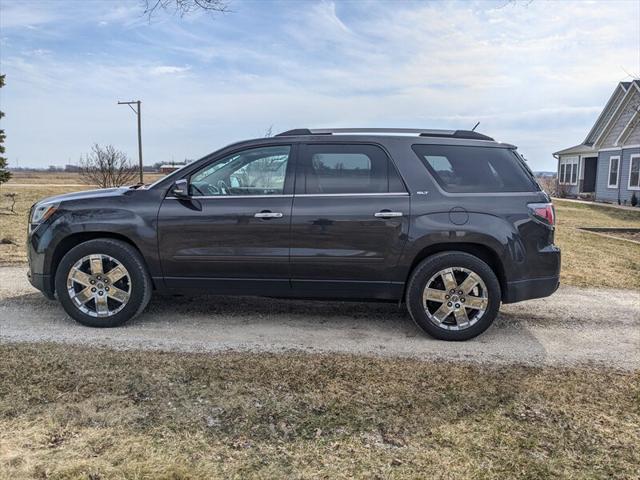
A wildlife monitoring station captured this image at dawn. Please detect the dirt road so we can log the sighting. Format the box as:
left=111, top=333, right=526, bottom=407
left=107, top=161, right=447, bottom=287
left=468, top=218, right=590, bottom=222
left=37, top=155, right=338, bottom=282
left=1, top=266, right=638, bottom=369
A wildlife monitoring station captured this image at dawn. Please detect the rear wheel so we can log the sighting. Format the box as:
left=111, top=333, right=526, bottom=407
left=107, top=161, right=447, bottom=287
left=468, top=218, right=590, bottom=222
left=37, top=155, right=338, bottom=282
left=406, top=252, right=501, bottom=341
left=54, top=239, right=152, bottom=327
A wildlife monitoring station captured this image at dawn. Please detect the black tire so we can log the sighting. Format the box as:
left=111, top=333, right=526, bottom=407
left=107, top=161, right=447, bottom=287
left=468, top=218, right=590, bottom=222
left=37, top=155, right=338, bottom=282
left=54, top=238, right=152, bottom=327
left=406, top=251, right=501, bottom=341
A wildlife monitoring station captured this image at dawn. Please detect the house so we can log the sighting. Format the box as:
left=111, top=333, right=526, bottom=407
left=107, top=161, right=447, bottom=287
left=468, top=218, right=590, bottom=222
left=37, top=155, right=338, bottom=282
left=553, top=80, right=640, bottom=203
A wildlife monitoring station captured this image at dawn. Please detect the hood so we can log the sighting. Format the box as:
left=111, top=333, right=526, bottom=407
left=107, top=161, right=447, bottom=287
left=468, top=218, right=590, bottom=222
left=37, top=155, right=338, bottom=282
left=36, top=187, right=131, bottom=205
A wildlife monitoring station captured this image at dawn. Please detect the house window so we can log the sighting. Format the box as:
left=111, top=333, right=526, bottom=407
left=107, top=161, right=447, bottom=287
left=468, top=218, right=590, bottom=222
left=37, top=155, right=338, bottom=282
left=629, top=155, right=640, bottom=190
left=607, top=156, right=620, bottom=188
left=559, top=157, right=578, bottom=185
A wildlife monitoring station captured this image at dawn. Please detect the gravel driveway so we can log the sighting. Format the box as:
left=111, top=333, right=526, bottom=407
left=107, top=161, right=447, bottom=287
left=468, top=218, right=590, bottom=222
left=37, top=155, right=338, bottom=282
left=1, top=266, right=638, bottom=369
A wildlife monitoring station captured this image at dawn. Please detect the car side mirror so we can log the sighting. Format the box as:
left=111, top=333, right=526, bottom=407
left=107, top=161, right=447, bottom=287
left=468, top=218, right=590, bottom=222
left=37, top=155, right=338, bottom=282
left=172, top=179, right=190, bottom=199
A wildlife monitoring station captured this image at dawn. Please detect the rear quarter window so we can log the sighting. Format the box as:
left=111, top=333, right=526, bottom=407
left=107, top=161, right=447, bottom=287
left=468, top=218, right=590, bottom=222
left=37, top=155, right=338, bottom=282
left=412, top=144, right=539, bottom=193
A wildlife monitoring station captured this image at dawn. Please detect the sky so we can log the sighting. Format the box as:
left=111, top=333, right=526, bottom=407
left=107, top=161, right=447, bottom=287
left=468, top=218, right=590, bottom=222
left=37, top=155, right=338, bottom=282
left=1, top=0, right=639, bottom=171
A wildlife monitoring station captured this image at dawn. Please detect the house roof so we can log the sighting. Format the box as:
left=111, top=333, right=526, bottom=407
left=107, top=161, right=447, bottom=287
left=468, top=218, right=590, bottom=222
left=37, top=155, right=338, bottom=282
left=553, top=143, right=598, bottom=156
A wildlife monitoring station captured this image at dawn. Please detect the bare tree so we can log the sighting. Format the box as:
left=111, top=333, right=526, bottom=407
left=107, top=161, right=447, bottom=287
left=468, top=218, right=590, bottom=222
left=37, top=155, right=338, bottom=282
left=80, top=144, right=138, bottom=188
left=143, top=0, right=229, bottom=20
left=556, top=182, right=571, bottom=199
left=3, top=192, right=17, bottom=213
left=536, top=175, right=557, bottom=197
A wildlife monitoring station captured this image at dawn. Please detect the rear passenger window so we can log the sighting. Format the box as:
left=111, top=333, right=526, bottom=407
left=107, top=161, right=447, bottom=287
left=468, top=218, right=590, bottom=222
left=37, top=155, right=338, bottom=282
left=412, top=144, right=538, bottom=193
left=301, top=144, right=405, bottom=194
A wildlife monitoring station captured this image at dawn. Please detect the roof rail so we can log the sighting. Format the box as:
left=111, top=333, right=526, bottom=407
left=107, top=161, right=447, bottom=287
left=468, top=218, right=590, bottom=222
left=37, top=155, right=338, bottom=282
left=275, top=128, right=494, bottom=141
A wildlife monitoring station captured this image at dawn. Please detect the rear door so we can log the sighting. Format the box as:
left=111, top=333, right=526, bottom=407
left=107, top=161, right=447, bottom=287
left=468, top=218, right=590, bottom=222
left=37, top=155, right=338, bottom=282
left=290, top=143, right=410, bottom=299
left=157, top=144, right=295, bottom=295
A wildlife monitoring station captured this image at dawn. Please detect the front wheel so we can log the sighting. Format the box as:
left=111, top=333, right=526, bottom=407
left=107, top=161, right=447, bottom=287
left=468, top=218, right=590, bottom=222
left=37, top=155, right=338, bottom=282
left=406, top=252, right=501, bottom=341
left=54, top=239, right=152, bottom=327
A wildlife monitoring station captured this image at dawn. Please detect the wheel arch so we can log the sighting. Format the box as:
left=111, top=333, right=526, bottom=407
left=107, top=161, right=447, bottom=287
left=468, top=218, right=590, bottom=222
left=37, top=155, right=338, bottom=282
left=405, top=242, right=507, bottom=300
left=49, top=232, right=152, bottom=295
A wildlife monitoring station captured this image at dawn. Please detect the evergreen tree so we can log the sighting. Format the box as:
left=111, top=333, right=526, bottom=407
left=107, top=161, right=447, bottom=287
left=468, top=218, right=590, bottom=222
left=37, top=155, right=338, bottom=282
left=0, top=74, right=10, bottom=186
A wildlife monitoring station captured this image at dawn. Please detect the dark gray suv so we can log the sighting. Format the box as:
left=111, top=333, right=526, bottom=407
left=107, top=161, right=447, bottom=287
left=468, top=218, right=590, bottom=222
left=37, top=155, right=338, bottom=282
left=27, top=128, right=560, bottom=340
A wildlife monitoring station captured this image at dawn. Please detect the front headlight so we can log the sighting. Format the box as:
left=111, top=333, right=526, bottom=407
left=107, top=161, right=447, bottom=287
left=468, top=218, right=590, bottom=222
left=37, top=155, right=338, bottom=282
left=29, top=202, right=60, bottom=231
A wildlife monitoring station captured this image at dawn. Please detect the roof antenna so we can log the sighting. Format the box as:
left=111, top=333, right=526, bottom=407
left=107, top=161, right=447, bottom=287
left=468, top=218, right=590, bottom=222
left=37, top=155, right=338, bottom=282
left=471, top=121, right=480, bottom=132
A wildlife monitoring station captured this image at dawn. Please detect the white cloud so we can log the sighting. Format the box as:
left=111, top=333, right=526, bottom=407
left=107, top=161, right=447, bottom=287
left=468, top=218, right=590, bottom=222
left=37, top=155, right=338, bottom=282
left=0, top=1, right=61, bottom=29
left=1, top=0, right=639, bottom=171
left=149, top=65, right=192, bottom=75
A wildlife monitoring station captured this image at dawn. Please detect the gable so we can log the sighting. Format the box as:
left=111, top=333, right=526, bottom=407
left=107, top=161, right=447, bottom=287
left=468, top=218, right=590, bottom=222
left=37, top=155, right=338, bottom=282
left=594, top=82, right=640, bottom=148
left=623, top=118, right=640, bottom=145
left=584, top=83, right=629, bottom=144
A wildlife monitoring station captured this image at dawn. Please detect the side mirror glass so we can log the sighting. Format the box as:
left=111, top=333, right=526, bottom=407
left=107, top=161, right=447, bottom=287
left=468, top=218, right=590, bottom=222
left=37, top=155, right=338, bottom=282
left=172, top=179, right=190, bottom=198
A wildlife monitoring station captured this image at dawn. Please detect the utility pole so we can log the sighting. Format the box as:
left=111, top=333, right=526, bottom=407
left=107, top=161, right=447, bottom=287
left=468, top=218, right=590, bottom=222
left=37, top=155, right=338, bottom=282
left=117, top=100, right=143, bottom=183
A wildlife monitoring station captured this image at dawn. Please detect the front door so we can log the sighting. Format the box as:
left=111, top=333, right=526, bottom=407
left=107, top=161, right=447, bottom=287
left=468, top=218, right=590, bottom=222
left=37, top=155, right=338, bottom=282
left=582, top=157, right=597, bottom=193
left=158, top=144, right=295, bottom=295
left=289, top=143, right=410, bottom=299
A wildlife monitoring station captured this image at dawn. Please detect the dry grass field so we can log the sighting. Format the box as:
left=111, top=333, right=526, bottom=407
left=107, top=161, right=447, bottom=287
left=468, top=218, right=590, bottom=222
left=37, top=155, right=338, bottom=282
left=0, top=343, right=638, bottom=479
left=1, top=177, right=639, bottom=288
left=6, top=171, right=166, bottom=185
left=0, top=185, right=87, bottom=264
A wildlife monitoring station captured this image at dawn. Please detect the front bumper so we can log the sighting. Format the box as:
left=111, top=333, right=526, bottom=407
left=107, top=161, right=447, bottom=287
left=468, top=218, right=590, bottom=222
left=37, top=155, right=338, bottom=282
left=27, top=270, right=56, bottom=300
left=27, top=226, right=56, bottom=300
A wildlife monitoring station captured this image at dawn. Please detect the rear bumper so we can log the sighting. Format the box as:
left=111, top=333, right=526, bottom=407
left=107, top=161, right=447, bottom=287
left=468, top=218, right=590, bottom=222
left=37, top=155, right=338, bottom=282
left=503, top=275, right=560, bottom=304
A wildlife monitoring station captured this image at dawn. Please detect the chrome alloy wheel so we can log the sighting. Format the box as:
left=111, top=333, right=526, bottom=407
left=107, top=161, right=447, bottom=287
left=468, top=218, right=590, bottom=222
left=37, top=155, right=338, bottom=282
left=66, top=254, right=131, bottom=318
left=422, top=267, right=489, bottom=331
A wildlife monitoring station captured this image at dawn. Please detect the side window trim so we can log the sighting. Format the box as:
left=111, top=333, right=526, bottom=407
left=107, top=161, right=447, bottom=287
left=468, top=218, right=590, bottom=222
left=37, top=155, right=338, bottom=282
left=295, top=142, right=408, bottom=196
left=185, top=143, right=296, bottom=197
left=412, top=143, right=539, bottom=194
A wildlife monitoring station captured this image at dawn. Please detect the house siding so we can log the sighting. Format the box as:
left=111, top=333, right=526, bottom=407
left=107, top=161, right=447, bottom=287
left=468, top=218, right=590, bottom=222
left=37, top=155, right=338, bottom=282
left=595, top=147, right=640, bottom=203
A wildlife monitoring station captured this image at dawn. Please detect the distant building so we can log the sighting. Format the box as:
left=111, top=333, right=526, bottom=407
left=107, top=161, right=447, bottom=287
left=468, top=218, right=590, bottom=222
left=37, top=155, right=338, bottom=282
left=159, top=164, right=182, bottom=174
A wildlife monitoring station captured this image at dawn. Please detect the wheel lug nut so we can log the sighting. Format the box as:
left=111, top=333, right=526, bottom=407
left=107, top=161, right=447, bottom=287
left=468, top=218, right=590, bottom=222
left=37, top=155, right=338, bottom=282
left=90, top=280, right=95, bottom=284
left=91, top=287, right=96, bottom=292
left=461, top=298, right=465, bottom=302
left=458, top=291, right=463, bottom=295
left=445, top=295, right=450, bottom=299
left=98, top=291, right=103, bottom=296
left=447, top=302, right=452, bottom=307
left=105, top=287, right=110, bottom=291
left=455, top=304, right=460, bottom=308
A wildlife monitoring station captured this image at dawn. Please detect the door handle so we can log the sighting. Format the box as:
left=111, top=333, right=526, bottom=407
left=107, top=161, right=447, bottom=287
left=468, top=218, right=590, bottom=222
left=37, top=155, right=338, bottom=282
left=374, top=211, right=403, bottom=218
left=254, top=211, right=284, bottom=218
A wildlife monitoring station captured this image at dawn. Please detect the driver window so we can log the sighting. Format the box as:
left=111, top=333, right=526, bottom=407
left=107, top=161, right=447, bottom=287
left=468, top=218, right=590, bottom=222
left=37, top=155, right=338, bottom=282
left=190, top=146, right=290, bottom=196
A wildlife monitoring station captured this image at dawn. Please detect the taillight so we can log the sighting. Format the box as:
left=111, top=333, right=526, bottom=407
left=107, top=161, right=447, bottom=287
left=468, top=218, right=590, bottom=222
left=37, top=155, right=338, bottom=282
left=528, top=202, right=555, bottom=226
